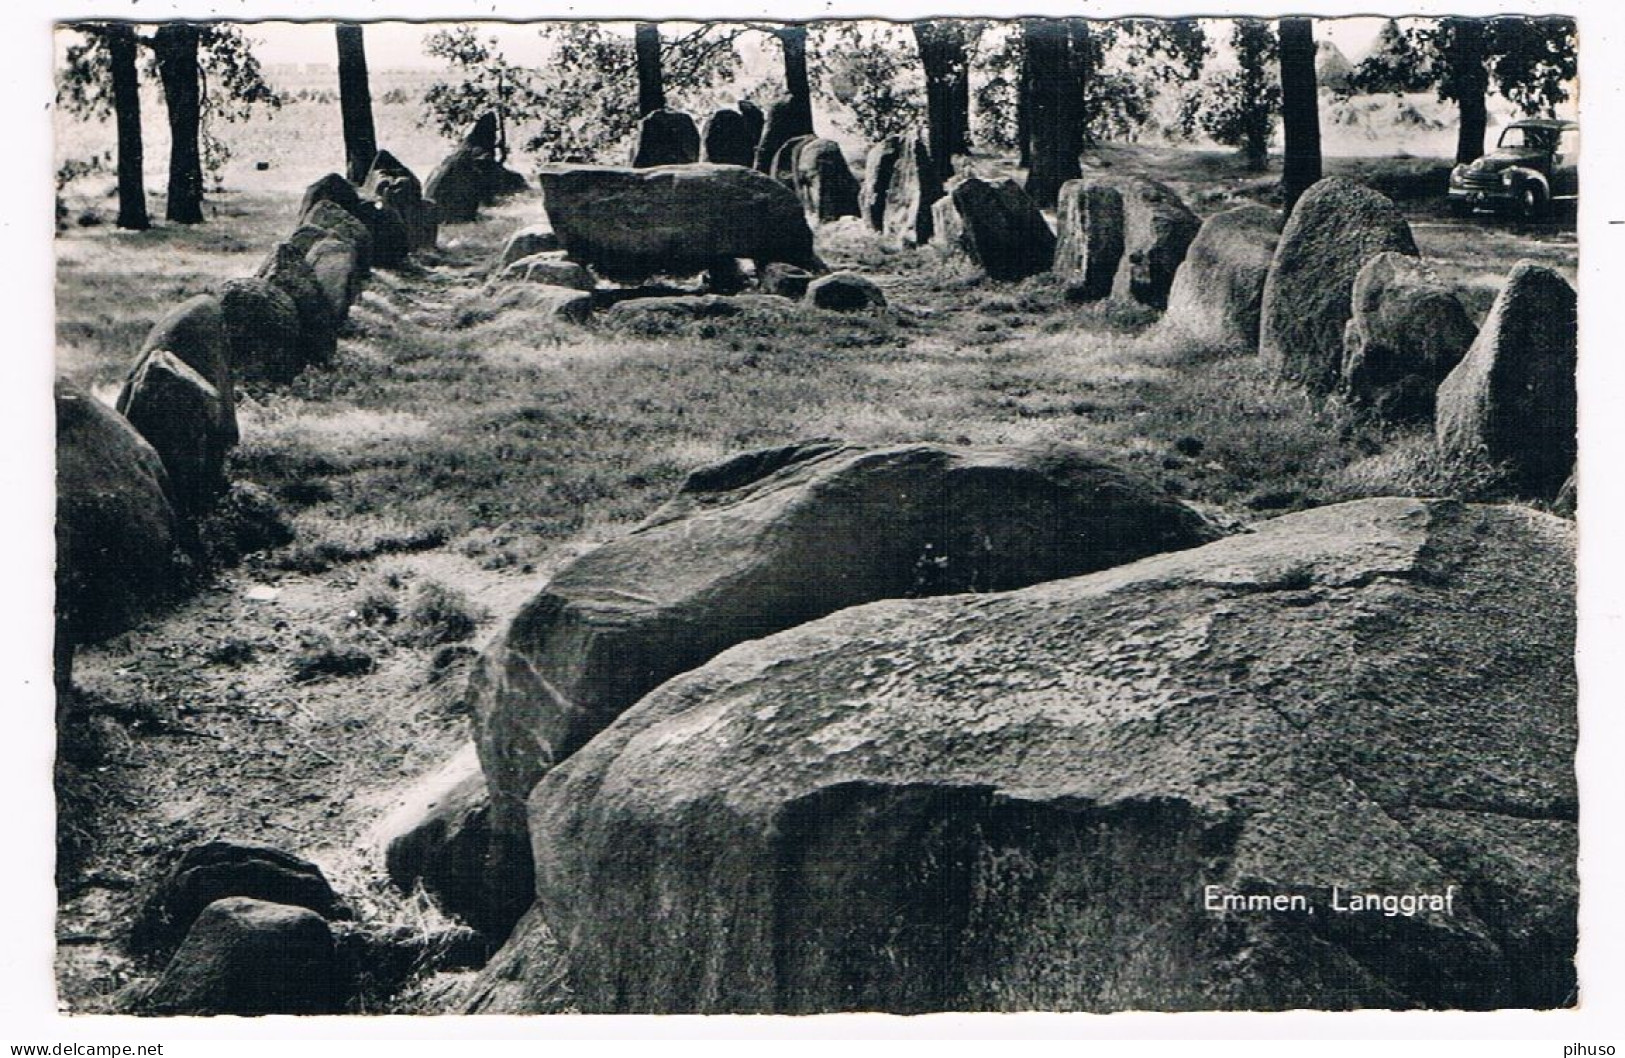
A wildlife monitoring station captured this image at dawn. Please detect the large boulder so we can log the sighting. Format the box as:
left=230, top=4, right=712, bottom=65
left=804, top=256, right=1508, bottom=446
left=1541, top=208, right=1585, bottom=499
left=934, top=177, right=1056, bottom=282
left=499, top=225, right=562, bottom=268
left=1435, top=261, right=1577, bottom=496
left=881, top=137, right=942, bottom=247
left=466, top=440, right=1219, bottom=841
left=379, top=743, right=531, bottom=941
left=134, top=294, right=235, bottom=415
left=498, top=497, right=1575, bottom=1014
left=1342, top=252, right=1478, bottom=422
left=1106, top=176, right=1200, bottom=309
left=258, top=241, right=339, bottom=368
left=794, top=139, right=861, bottom=223
left=808, top=272, right=885, bottom=311
left=769, top=134, right=817, bottom=186
left=1160, top=204, right=1282, bottom=352
left=450, top=906, right=575, bottom=1014
left=297, top=172, right=364, bottom=227
left=1259, top=177, right=1418, bottom=394
left=219, top=278, right=303, bottom=386
left=537, top=164, right=824, bottom=280
left=753, top=98, right=813, bottom=172
left=473, top=283, right=594, bottom=326
left=632, top=108, right=702, bottom=168
left=498, top=253, right=596, bottom=292
left=1052, top=180, right=1124, bottom=302
left=131, top=839, right=347, bottom=958
left=425, top=145, right=487, bottom=224
left=300, top=198, right=375, bottom=275
left=860, top=138, right=903, bottom=231
left=464, top=112, right=499, bottom=152
left=701, top=108, right=755, bottom=167
left=302, top=233, right=362, bottom=320
left=362, top=200, right=411, bottom=269
left=360, top=148, right=419, bottom=198
left=365, top=150, right=438, bottom=252
left=377, top=176, right=439, bottom=253
left=736, top=99, right=765, bottom=153
left=759, top=262, right=814, bottom=300
left=113, top=350, right=235, bottom=515
left=55, top=378, right=185, bottom=649
left=140, top=898, right=343, bottom=1016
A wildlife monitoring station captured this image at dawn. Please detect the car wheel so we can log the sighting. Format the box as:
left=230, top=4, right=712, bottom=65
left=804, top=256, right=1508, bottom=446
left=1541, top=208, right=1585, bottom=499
left=1449, top=200, right=1473, bottom=218
left=1520, top=184, right=1549, bottom=221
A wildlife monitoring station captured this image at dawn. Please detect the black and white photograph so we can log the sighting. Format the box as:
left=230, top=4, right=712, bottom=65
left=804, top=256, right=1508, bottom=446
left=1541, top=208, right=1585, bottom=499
left=17, top=0, right=1614, bottom=1036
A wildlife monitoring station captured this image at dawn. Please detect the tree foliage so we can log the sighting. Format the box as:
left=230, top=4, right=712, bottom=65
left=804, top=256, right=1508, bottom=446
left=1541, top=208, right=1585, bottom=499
left=1081, top=19, right=1209, bottom=143
left=1348, top=15, right=1577, bottom=116
left=1177, top=19, right=1279, bottom=169
left=810, top=22, right=924, bottom=142
left=422, top=23, right=744, bottom=164
left=972, top=24, right=1022, bottom=153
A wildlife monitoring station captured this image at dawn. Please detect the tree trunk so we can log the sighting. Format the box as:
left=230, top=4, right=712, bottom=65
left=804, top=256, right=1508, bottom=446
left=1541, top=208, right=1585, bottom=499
left=1237, top=19, right=1274, bottom=173
left=1067, top=20, right=1094, bottom=146
left=154, top=23, right=204, bottom=225
left=777, top=26, right=814, bottom=136
left=1017, top=36, right=1032, bottom=169
left=634, top=23, right=666, bottom=118
left=1446, top=18, right=1489, bottom=164
left=107, top=24, right=149, bottom=231
left=913, top=21, right=970, bottom=184
left=1277, top=17, right=1322, bottom=215
left=1023, top=19, right=1083, bottom=209
left=335, top=24, right=378, bottom=184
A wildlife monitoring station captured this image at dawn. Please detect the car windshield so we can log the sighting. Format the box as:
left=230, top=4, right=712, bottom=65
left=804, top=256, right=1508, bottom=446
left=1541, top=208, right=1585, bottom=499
left=1498, top=126, right=1558, bottom=151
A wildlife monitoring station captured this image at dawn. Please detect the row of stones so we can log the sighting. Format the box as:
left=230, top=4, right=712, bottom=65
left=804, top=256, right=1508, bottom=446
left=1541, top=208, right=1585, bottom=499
left=55, top=154, right=436, bottom=685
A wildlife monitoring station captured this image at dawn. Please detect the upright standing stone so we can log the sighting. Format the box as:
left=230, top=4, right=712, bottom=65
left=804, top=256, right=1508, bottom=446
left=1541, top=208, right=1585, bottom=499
left=135, top=294, right=235, bottom=417
left=737, top=99, right=765, bottom=153
left=1341, top=251, right=1478, bottom=422
left=55, top=377, right=184, bottom=685
left=258, top=241, right=339, bottom=368
left=934, top=178, right=1056, bottom=282
left=794, top=139, right=861, bottom=223
left=426, top=145, right=487, bottom=223
left=219, top=278, right=303, bottom=386
left=1259, top=177, right=1418, bottom=394
left=1435, top=261, right=1576, bottom=496
left=860, top=139, right=903, bottom=231
left=701, top=108, right=755, bottom=167
left=298, top=173, right=365, bottom=228
left=1107, top=176, right=1200, bottom=309
left=300, top=199, right=375, bottom=275
left=881, top=138, right=943, bottom=248
left=114, top=350, right=235, bottom=514
left=632, top=108, right=702, bottom=168
left=1160, top=204, right=1282, bottom=352
left=754, top=98, right=813, bottom=172
left=770, top=134, right=816, bottom=186
left=1052, top=180, right=1125, bottom=302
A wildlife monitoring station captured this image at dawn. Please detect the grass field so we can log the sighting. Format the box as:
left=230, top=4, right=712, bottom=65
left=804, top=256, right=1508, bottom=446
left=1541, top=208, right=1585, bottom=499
left=50, top=83, right=1578, bottom=1012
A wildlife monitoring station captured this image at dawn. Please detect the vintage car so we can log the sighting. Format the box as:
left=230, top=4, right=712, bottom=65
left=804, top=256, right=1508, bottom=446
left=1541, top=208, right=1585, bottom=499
left=1448, top=117, right=1578, bottom=218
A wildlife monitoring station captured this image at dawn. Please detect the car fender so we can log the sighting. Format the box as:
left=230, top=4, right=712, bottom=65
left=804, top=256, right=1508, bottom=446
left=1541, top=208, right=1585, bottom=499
left=1503, top=166, right=1551, bottom=197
